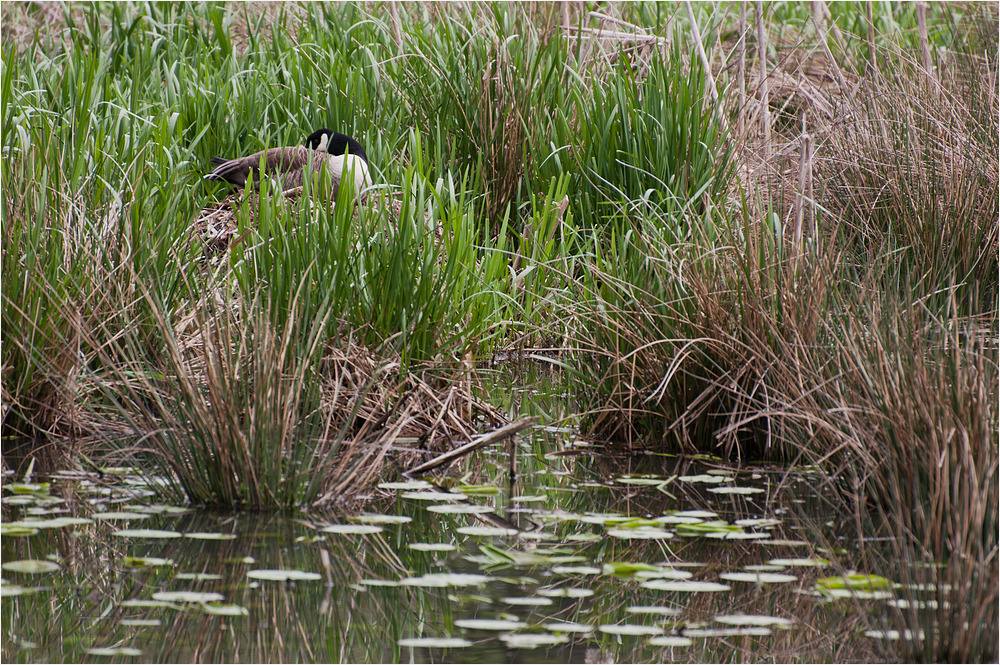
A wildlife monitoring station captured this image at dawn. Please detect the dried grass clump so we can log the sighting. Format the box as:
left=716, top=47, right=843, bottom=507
left=85, top=286, right=499, bottom=509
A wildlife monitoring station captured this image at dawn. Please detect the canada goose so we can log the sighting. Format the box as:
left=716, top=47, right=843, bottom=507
left=205, top=129, right=372, bottom=196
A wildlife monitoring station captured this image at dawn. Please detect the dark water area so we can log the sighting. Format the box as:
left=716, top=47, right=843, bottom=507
left=2, top=368, right=916, bottom=663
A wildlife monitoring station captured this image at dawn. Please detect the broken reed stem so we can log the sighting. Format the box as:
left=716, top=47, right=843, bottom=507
left=404, top=417, right=537, bottom=477
left=916, top=1, right=933, bottom=80
left=684, top=1, right=726, bottom=133
left=794, top=114, right=813, bottom=252
left=737, top=1, right=747, bottom=137
left=866, top=1, right=876, bottom=73
left=756, top=1, right=771, bottom=164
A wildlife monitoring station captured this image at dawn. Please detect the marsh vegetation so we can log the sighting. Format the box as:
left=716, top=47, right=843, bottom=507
left=2, top=2, right=997, bottom=662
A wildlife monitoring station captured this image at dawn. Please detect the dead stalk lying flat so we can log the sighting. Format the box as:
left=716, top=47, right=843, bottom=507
left=404, top=417, right=537, bottom=477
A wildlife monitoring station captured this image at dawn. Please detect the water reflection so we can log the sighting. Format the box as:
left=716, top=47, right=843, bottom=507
left=3, top=368, right=903, bottom=663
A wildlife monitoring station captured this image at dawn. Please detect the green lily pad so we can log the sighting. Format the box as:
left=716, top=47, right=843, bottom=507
left=451, top=484, right=500, bottom=495
left=2, top=559, right=61, bottom=574
left=122, top=557, right=173, bottom=569
left=511, top=495, right=548, bottom=503
left=0, top=524, right=39, bottom=536
left=246, top=569, right=321, bottom=582
left=120, top=619, right=162, bottom=627
left=4, top=482, right=51, bottom=494
left=201, top=603, right=248, bottom=616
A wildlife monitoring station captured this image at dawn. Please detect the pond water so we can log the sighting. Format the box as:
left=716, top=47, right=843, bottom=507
left=2, top=368, right=914, bottom=663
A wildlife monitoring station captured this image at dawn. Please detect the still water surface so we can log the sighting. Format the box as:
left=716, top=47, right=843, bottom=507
left=2, top=371, right=908, bottom=663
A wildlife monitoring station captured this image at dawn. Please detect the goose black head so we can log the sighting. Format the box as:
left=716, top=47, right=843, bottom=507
left=306, top=129, right=369, bottom=164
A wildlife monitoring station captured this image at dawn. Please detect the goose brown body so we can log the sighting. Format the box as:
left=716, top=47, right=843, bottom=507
left=207, top=146, right=332, bottom=190
left=205, top=129, right=372, bottom=196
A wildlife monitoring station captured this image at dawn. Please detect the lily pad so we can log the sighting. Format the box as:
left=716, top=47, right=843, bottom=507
left=649, top=635, right=694, bottom=647
left=684, top=627, right=773, bottom=637
left=400, top=491, right=467, bottom=502
left=537, top=586, right=594, bottom=598
left=451, top=484, right=500, bottom=495
left=378, top=480, right=433, bottom=490
left=426, top=504, right=494, bottom=515
left=92, top=512, right=151, bottom=521
left=454, top=618, right=526, bottom=631
left=628, top=605, right=682, bottom=616
left=120, top=619, right=162, bottom=627
left=2, top=559, right=61, bottom=574
left=122, top=557, right=173, bottom=569
left=407, top=542, right=457, bottom=552
left=398, top=637, right=472, bottom=648
left=320, top=524, right=383, bottom=535
left=87, top=647, right=142, bottom=657
left=551, top=565, right=601, bottom=575
left=201, top=603, right=249, bottom=616
left=175, top=573, right=223, bottom=581
left=353, top=514, right=412, bottom=525
left=500, top=596, right=553, bottom=606
left=544, top=621, right=594, bottom=633
left=599, top=623, right=663, bottom=636
left=607, top=526, right=673, bottom=540
left=400, top=573, right=488, bottom=587
left=152, top=591, right=225, bottom=603
left=707, top=486, right=764, bottom=495
left=112, top=529, right=182, bottom=539
left=511, top=495, right=548, bottom=503
left=455, top=526, right=518, bottom=537
left=719, top=572, right=798, bottom=584
left=769, top=557, right=830, bottom=568
left=499, top=632, right=569, bottom=648
left=715, top=614, right=793, bottom=627
left=677, top=474, right=733, bottom=484
left=639, top=579, right=730, bottom=593
left=246, top=569, right=321, bottom=582
left=184, top=532, right=237, bottom=540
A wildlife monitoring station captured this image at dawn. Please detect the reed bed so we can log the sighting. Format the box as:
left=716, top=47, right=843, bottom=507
left=2, top=2, right=996, bottom=658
